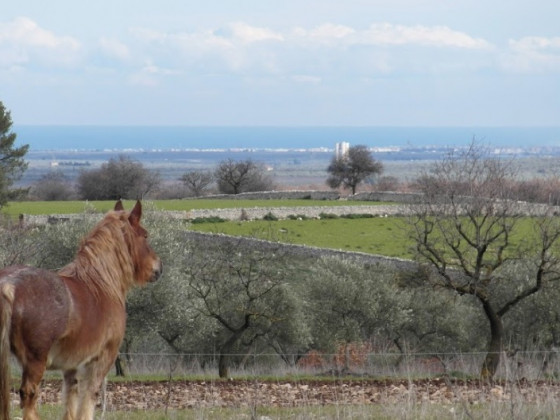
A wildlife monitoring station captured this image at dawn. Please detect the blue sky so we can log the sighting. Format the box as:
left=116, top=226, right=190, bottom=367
left=1, top=0, right=559, bottom=126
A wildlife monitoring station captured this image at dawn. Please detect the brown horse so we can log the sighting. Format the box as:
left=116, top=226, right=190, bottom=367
left=0, top=200, right=162, bottom=420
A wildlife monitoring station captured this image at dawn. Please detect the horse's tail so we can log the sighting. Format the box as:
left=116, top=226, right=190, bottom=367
left=0, top=283, right=14, bottom=420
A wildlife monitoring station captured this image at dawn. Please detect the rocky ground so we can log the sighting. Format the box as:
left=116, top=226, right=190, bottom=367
left=16, top=377, right=560, bottom=412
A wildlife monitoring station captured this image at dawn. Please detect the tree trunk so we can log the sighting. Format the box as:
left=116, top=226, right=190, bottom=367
left=218, top=353, right=229, bottom=378
left=480, top=299, right=504, bottom=380
left=115, top=356, right=126, bottom=377
left=343, top=342, right=351, bottom=374
left=218, top=333, right=242, bottom=378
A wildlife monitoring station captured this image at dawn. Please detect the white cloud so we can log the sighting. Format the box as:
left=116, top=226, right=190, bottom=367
left=227, top=22, right=284, bottom=44
left=125, top=21, right=493, bottom=80
left=128, top=62, right=181, bottom=87
left=360, top=23, right=492, bottom=49
left=289, top=22, right=491, bottom=49
left=131, top=24, right=282, bottom=73
left=501, top=36, right=560, bottom=73
left=308, top=23, right=356, bottom=44
left=0, top=17, right=81, bottom=67
left=0, top=18, right=497, bottom=83
left=98, top=37, right=131, bottom=61
left=510, top=36, right=560, bottom=51
left=0, top=17, right=79, bottom=49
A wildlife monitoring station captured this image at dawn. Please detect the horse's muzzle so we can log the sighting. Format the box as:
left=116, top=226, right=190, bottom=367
left=151, top=260, right=163, bottom=282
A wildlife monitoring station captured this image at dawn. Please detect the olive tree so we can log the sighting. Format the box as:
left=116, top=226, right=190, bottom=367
left=306, top=257, right=485, bottom=373
left=406, top=141, right=560, bottom=379
left=326, top=145, right=383, bottom=194
left=184, top=238, right=305, bottom=378
left=130, top=230, right=309, bottom=378
left=306, top=258, right=397, bottom=372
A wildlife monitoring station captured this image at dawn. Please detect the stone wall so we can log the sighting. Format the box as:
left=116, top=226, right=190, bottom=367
left=349, top=191, right=422, bottom=203
left=197, top=190, right=341, bottom=200
left=187, top=204, right=407, bottom=221
left=20, top=205, right=405, bottom=225
left=185, top=230, right=417, bottom=272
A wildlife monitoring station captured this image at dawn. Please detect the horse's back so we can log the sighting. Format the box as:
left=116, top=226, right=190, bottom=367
left=0, top=265, right=70, bottom=365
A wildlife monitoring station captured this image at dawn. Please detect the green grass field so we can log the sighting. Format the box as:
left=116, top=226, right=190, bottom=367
left=190, top=217, right=412, bottom=258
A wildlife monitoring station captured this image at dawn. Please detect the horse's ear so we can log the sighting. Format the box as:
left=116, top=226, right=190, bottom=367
left=129, top=200, right=142, bottom=225
left=114, top=200, right=124, bottom=211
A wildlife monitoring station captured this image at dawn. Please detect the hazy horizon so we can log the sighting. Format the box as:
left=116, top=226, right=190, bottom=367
left=15, top=125, right=560, bottom=151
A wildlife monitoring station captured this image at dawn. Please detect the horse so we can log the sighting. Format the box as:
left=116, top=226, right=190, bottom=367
left=0, top=200, right=162, bottom=420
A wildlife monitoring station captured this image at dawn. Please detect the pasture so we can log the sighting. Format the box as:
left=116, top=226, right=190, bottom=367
left=190, top=216, right=412, bottom=258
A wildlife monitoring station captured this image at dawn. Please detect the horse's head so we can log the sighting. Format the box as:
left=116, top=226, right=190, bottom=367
left=115, top=200, right=162, bottom=285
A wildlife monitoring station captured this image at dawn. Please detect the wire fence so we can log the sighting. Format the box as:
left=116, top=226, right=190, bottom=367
left=109, top=349, right=560, bottom=380
left=7, top=349, right=560, bottom=382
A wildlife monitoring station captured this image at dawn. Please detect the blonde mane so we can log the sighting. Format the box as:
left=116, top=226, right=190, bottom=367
left=58, top=210, right=137, bottom=305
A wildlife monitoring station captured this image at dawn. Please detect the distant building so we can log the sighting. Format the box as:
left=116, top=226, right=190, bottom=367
left=335, top=142, right=350, bottom=159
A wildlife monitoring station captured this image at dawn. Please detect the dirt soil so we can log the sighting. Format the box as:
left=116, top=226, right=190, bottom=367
left=16, top=377, right=560, bottom=411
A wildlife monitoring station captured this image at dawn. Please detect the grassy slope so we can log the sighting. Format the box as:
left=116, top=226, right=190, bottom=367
left=190, top=217, right=412, bottom=258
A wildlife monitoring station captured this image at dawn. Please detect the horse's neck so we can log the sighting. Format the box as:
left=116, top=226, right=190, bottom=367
left=59, top=256, right=129, bottom=305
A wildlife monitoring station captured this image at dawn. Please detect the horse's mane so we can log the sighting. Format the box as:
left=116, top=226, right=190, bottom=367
left=58, top=210, right=137, bottom=305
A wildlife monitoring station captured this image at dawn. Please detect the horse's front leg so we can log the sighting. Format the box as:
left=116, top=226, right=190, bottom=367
left=62, top=369, right=79, bottom=420
left=77, top=346, right=119, bottom=420
left=20, top=360, right=46, bottom=420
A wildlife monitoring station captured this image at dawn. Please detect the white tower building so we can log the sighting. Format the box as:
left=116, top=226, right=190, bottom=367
left=335, top=142, right=350, bottom=159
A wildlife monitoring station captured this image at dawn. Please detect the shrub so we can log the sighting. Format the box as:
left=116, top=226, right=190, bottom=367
left=287, top=214, right=309, bottom=220
left=340, top=213, right=374, bottom=219
left=319, top=212, right=339, bottom=219
left=263, top=212, right=278, bottom=221
left=190, top=216, right=226, bottom=224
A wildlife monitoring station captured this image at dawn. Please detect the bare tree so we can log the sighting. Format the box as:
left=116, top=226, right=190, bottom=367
left=77, top=155, right=160, bottom=200
left=180, top=170, right=214, bottom=197
left=407, top=141, right=560, bottom=379
left=215, top=159, right=274, bottom=194
left=327, top=145, right=383, bottom=194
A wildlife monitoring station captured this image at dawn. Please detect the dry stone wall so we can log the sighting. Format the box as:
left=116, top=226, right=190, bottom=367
left=21, top=204, right=406, bottom=225
left=198, top=190, right=341, bottom=200
left=185, top=230, right=417, bottom=272
left=187, top=204, right=407, bottom=221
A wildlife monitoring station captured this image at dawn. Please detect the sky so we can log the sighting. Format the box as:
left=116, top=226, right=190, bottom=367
left=1, top=0, right=559, bottom=127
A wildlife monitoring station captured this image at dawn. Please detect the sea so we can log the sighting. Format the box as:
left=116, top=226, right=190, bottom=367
left=14, top=125, right=560, bottom=151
